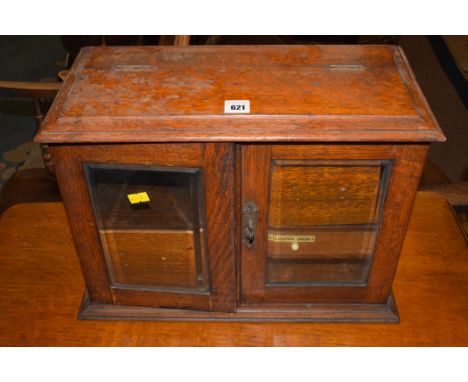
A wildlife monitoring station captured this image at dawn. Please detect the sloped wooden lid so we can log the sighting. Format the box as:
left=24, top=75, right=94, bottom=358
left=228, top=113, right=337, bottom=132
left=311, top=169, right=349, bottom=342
left=35, top=45, right=445, bottom=143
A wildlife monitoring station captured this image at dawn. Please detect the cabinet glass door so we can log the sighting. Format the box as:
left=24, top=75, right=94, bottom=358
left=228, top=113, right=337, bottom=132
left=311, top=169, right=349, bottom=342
left=52, top=143, right=236, bottom=312
left=241, top=144, right=398, bottom=305
left=86, top=164, right=209, bottom=292
left=266, top=160, right=389, bottom=285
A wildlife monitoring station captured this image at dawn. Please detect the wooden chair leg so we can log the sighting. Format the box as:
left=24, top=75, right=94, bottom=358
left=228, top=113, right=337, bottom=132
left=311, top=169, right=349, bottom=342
left=174, top=35, right=191, bottom=46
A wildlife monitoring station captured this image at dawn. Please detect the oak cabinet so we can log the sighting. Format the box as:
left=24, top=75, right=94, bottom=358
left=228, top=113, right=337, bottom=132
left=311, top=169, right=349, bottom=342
left=35, top=45, right=445, bottom=321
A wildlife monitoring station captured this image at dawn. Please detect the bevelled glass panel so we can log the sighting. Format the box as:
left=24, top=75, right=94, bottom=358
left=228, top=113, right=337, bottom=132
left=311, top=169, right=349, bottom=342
left=266, top=160, right=390, bottom=286
left=85, top=163, right=209, bottom=292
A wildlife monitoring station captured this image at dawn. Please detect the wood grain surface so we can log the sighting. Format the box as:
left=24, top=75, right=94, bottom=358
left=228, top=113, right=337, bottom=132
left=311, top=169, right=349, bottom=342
left=266, top=227, right=376, bottom=259
left=0, top=192, right=466, bottom=346
left=268, top=163, right=381, bottom=227
left=266, top=260, right=366, bottom=284
left=100, top=230, right=201, bottom=288
left=34, top=45, right=445, bottom=143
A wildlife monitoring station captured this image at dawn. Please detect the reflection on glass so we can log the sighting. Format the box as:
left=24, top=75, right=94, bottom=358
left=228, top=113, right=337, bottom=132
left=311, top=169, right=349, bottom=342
left=86, top=164, right=209, bottom=292
left=266, top=160, right=390, bottom=286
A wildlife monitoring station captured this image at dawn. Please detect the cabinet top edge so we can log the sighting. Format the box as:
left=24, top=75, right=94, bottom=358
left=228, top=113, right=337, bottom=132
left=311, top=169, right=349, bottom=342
left=35, top=45, right=445, bottom=144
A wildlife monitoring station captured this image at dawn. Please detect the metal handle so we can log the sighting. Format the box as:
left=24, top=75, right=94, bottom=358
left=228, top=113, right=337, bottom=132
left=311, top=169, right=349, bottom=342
left=242, top=201, right=258, bottom=248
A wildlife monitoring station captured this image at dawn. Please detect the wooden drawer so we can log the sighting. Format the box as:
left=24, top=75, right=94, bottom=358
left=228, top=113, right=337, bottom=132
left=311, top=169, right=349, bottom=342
left=99, top=230, right=201, bottom=288
left=269, top=163, right=382, bottom=227
left=267, top=228, right=377, bottom=260
left=266, top=259, right=367, bottom=284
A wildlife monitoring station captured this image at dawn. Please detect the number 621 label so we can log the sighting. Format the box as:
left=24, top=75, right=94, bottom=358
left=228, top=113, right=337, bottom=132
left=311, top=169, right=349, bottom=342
left=224, top=100, right=250, bottom=114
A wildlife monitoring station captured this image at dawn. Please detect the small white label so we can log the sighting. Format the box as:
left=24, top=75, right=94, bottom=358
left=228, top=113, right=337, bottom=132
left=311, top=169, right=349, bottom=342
left=224, top=100, right=250, bottom=114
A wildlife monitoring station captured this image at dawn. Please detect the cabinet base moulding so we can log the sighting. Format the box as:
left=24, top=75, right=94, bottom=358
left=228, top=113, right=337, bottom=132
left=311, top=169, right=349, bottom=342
left=78, top=292, right=399, bottom=323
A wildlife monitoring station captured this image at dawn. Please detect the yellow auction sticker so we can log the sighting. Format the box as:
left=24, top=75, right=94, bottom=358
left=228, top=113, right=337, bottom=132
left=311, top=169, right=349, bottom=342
left=127, top=192, right=150, bottom=205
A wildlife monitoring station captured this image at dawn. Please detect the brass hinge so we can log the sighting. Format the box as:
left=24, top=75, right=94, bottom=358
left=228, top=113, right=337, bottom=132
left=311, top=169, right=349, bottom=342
left=328, top=64, right=366, bottom=71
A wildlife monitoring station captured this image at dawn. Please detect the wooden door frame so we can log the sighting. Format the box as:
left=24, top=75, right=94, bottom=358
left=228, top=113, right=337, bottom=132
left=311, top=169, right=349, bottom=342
left=240, top=143, right=428, bottom=305
left=51, top=143, right=237, bottom=312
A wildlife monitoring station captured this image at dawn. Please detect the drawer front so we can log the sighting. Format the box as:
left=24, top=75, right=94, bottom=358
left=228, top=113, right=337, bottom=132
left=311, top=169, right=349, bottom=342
left=100, top=230, right=202, bottom=289
left=267, top=228, right=377, bottom=259
left=269, top=163, right=381, bottom=227
left=266, top=227, right=377, bottom=286
left=266, top=260, right=368, bottom=284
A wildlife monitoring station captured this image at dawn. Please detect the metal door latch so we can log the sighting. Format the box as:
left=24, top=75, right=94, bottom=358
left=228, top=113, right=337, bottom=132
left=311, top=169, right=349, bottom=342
left=242, top=201, right=258, bottom=248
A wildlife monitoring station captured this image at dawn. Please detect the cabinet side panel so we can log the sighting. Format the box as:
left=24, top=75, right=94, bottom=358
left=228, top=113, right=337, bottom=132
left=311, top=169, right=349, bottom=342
left=50, top=145, right=113, bottom=303
left=366, top=144, right=429, bottom=301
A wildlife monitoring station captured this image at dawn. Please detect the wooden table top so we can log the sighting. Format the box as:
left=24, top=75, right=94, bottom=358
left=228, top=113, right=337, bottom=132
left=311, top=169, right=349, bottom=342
left=0, top=191, right=467, bottom=346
